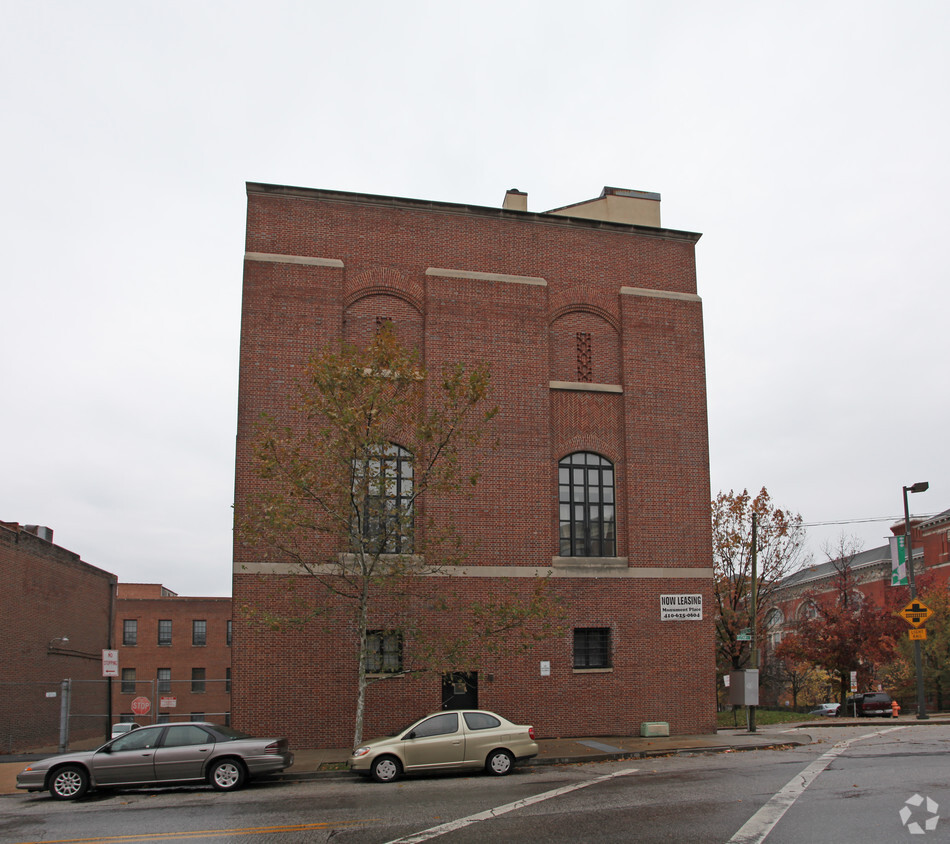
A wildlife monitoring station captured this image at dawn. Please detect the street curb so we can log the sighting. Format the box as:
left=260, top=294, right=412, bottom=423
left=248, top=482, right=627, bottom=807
left=270, top=740, right=807, bottom=783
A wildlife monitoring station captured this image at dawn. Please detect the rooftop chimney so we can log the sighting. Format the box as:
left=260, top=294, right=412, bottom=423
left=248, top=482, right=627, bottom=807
left=502, top=189, right=528, bottom=212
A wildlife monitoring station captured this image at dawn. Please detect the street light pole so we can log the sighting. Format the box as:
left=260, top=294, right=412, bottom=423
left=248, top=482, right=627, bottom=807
left=903, top=481, right=929, bottom=721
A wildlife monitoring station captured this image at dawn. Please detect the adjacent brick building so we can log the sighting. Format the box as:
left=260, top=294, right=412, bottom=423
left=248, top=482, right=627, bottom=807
left=0, top=521, right=116, bottom=751
left=767, top=507, right=950, bottom=642
left=232, top=184, right=717, bottom=746
left=763, top=507, right=950, bottom=706
left=113, top=583, right=232, bottom=725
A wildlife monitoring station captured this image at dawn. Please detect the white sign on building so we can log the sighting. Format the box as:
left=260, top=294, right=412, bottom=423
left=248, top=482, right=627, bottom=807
left=102, top=649, right=119, bottom=677
left=660, top=594, right=703, bottom=620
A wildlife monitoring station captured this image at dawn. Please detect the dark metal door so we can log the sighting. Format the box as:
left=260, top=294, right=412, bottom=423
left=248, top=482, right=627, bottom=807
left=442, top=671, right=477, bottom=710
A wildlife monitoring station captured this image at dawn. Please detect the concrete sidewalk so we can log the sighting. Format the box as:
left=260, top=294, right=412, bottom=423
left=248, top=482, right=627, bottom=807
left=0, top=728, right=805, bottom=796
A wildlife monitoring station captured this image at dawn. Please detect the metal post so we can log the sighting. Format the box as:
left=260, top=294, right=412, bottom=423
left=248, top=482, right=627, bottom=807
left=107, top=579, right=116, bottom=743
left=58, top=678, right=71, bottom=753
left=903, top=483, right=929, bottom=720
left=749, top=512, right=758, bottom=733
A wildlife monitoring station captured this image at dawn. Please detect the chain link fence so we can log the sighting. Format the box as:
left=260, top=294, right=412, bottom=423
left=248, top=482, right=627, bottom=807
left=1, top=677, right=230, bottom=754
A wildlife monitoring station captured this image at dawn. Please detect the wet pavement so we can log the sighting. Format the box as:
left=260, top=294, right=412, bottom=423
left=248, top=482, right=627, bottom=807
left=0, top=727, right=804, bottom=795
left=4, top=714, right=945, bottom=796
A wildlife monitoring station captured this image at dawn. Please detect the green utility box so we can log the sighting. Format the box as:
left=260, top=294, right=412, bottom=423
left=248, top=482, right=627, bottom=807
left=640, top=722, right=670, bottom=737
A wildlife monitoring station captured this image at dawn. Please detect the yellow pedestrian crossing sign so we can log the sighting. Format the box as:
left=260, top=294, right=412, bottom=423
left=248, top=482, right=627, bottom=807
left=899, top=599, right=933, bottom=628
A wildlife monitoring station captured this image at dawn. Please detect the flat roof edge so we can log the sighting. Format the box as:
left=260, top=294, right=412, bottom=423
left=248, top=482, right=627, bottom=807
left=245, top=182, right=702, bottom=243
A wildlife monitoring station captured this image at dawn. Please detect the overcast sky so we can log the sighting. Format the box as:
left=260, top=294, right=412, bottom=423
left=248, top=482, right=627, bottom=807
left=2, top=2, right=947, bottom=597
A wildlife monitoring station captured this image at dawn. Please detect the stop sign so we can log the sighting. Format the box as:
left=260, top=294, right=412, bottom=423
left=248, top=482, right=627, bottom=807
left=130, top=696, right=151, bottom=716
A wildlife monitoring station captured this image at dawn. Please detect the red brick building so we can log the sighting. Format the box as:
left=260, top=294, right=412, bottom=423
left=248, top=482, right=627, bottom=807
left=113, top=584, right=232, bottom=725
left=767, top=507, right=950, bottom=642
left=232, top=184, right=716, bottom=747
left=0, top=521, right=116, bottom=751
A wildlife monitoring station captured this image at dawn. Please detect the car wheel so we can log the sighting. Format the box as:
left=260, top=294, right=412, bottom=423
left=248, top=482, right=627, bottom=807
left=50, top=765, right=89, bottom=801
left=371, top=755, right=402, bottom=783
left=485, top=749, right=514, bottom=776
left=209, top=758, right=247, bottom=792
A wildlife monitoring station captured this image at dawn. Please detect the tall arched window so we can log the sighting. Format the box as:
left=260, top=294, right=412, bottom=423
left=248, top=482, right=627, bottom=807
left=558, top=452, right=616, bottom=557
left=352, top=443, right=413, bottom=553
left=764, top=607, right=785, bottom=648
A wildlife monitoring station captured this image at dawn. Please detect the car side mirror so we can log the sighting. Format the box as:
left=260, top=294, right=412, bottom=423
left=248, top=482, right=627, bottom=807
left=405, top=731, right=416, bottom=740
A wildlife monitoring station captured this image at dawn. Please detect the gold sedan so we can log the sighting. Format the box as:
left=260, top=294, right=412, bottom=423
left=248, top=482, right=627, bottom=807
left=349, top=710, right=538, bottom=783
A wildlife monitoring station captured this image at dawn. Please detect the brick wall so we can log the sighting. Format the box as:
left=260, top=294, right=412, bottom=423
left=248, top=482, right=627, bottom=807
left=233, top=185, right=716, bottom=747
left=0, top=522, right=116, bottom=751
left=113, top=592, right=232, bottom=724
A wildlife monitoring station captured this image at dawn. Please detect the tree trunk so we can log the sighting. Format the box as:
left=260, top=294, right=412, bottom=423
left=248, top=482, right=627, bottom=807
left=353, top=582, right=370, bottom=749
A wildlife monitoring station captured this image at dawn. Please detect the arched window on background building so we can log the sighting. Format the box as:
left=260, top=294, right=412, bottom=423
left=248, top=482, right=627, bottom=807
left=764, top=607, right=785, bottom=649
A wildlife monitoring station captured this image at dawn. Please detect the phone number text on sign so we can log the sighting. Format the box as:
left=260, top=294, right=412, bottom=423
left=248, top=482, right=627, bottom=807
left=660, top=594, right=703, bottom=620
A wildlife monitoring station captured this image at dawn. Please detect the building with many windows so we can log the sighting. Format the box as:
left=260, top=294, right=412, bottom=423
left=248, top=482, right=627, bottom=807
left=766, top=507, right=950, bottom=649
left=232, top=183, right=716, bottom=746
left=113, top=584, right=232, bottom=725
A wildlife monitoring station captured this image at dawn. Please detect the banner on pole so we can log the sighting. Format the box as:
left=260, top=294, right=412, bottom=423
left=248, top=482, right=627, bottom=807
left=889, top=535, right=909, bottom=586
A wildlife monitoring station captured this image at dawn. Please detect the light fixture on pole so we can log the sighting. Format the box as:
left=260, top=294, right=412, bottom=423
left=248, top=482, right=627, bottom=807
left=903, top=481, right=929, bottom=720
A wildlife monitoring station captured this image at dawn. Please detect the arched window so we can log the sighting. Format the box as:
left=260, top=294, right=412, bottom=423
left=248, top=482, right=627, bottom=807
left=558, top=452, right=616, bottom=557
left=352, top=443, right=413, bottom=553
left=837, top=590, right=864, bottom=612
left=798, top=600, right=819, bottom=620
left=764, top=607, right=785, bottom=649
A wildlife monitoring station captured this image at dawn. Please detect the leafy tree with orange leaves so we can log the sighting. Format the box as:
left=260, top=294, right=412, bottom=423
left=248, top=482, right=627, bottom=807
left=712, top=487, right=807, bottom=673
left=775, top=537, right=903, bottom=704
left=889, top=586, right=950, bottom=709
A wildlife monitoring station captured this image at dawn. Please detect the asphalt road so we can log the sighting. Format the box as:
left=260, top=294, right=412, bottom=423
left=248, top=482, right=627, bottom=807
left=2, top=725, right=947, bottom=843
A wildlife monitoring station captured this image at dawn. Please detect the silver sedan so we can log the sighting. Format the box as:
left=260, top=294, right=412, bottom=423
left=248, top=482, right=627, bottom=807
left=17, top=722, right=293, bottom=800
left=350, top=710, right=538, bottom=783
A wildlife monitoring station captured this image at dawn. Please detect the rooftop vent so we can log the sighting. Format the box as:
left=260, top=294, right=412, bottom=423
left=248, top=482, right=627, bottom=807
left=547, top=186, right=661, bottom=227
left=24, top=525, right=54, bottom=542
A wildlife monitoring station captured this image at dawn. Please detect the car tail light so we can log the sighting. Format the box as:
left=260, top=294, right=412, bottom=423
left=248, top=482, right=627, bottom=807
left=528, top=727, right=536, bottom=740
left=264, top=741, right=282, bottom=754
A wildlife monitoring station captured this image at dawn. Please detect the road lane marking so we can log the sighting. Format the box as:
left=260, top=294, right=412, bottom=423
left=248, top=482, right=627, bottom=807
left=9, top=820, right=377, bottom=844
left=728, top=726, right=906, bottom=844
left=383, top=767, right=640, bottom=844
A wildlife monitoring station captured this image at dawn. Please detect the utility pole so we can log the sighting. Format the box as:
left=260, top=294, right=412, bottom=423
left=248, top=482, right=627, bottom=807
left=749, top=511, right=758, bottom=733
